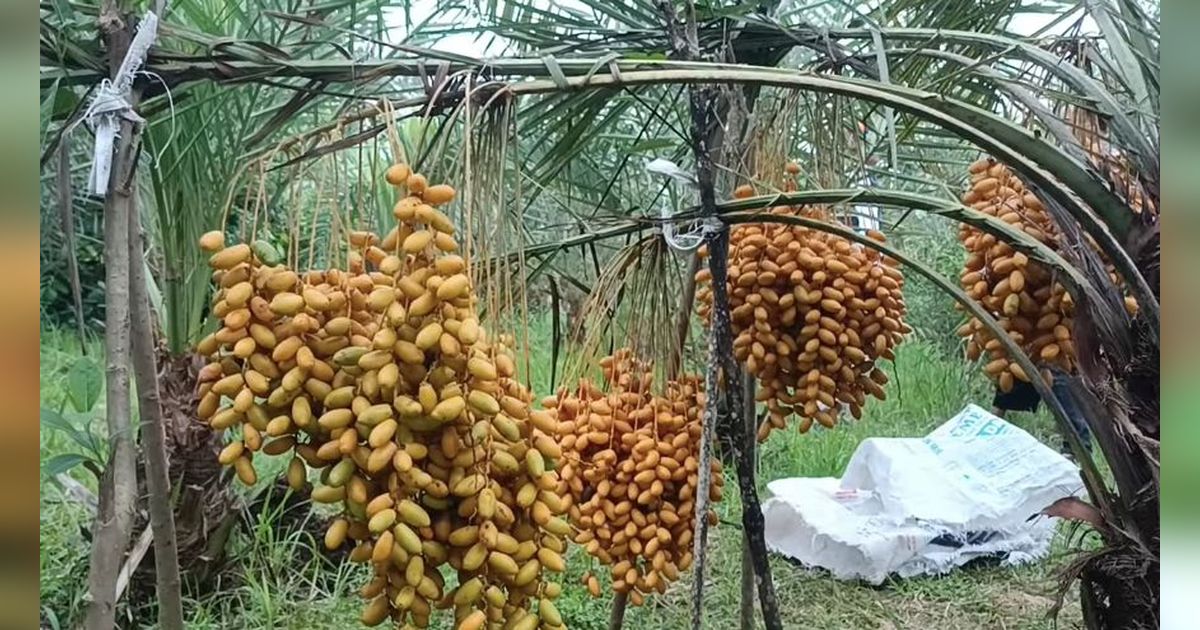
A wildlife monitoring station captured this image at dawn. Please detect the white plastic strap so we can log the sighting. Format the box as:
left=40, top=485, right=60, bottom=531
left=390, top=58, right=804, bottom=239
left=645, top=157, right=697, bottom=188
left=80, top=11, right=159, bottom=195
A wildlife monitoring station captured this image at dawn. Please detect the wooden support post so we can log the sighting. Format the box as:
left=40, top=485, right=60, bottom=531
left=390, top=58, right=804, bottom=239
left=729, top=382, right=782, bottom=630
left=739, top=370, right=757, bottom=630
left=609, top=590, right=630, bottom=630
left=129, top=213, right=185, bottom=630
left=83, top=7, right=139, bottom=628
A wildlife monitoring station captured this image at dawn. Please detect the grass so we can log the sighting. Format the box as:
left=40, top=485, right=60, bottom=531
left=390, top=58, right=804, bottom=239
left=38, top=322, right=1086, bottom=629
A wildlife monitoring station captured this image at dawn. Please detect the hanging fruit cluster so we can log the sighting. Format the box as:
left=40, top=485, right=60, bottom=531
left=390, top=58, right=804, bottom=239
left=696, top=170, right=909, bottom=442
left=1067, top=105, right=1157, bottom=216
left=956, top=157, right=1075, bottom=388
left=955, top=156, right=1139, bottom=391
left=955, top=157, right=1077, bottom=390
left=195, top=164, right=570, bottom=630
left=543, top=349, right=723, bottom=606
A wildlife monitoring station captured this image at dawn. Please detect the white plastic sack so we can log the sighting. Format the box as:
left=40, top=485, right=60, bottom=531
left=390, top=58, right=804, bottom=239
left=762, top=404, right=1082, bottom=584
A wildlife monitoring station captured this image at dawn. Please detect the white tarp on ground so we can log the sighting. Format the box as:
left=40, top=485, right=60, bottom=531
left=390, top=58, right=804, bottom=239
left=761, top=404, right=1082, bottom=585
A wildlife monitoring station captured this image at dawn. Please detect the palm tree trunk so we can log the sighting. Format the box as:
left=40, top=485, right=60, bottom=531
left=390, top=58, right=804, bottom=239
left=129, top=212, right=185, bottom=630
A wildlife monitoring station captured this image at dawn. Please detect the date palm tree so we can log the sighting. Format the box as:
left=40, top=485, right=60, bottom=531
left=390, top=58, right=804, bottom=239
left=41, top=0, right=1158, bottom=627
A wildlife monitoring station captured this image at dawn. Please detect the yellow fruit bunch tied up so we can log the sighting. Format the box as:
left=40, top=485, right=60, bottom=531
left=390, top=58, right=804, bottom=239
left=195, top=163, right=570, bottom=630
left=696, top=169, right=909, bottom=442
left=544, top=348, right=724, bottom=607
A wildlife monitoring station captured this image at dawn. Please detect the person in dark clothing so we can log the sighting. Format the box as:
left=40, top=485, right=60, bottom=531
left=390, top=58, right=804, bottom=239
left=990, top=367, right=1092, bottom=456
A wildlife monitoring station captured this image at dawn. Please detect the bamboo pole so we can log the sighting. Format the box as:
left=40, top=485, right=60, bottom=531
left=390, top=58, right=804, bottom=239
left=657, top=4, right=718, bottom=628
left=725, top=378, right=782, bottom=630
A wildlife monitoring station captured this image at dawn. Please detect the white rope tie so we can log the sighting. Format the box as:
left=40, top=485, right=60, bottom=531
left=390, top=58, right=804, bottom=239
left=659, top=200, right=708, bottom=251
left=76, top=11, right=160, bottom=195
left=646, top=158, right=725, bottom=252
